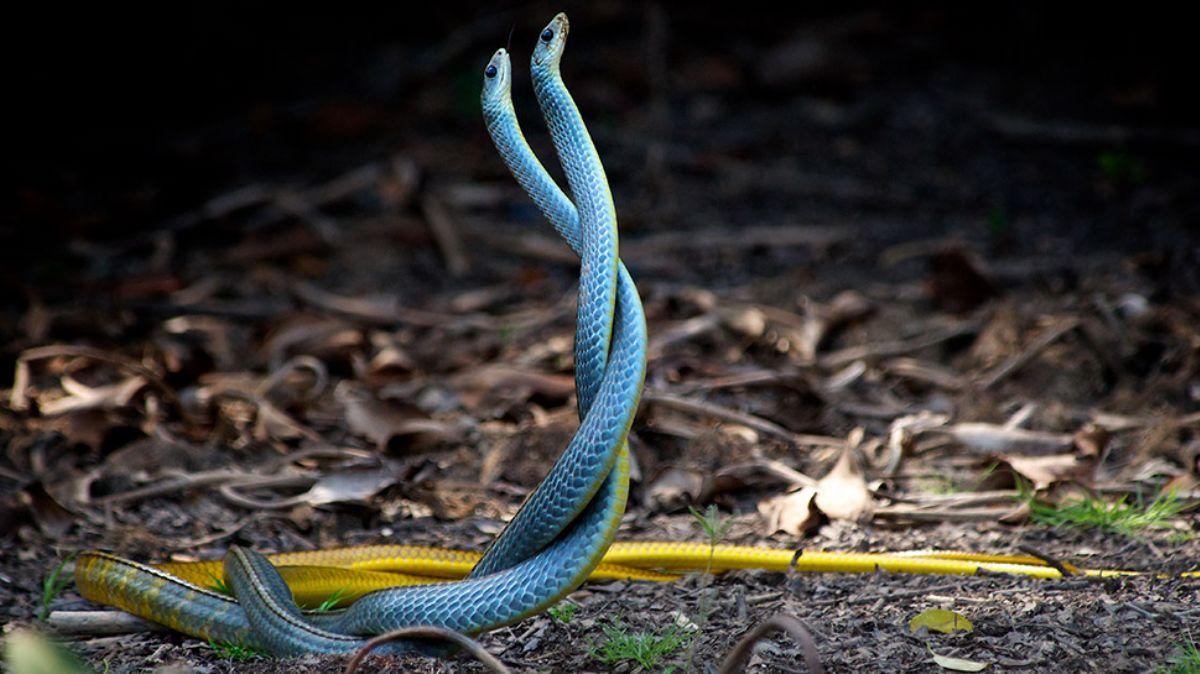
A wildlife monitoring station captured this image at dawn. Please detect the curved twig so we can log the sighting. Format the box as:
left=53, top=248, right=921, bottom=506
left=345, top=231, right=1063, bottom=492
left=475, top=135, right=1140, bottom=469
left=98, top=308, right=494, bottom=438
left=716, top=613, right=823, bottom=674
left=343, top=626, right=511, bottom=674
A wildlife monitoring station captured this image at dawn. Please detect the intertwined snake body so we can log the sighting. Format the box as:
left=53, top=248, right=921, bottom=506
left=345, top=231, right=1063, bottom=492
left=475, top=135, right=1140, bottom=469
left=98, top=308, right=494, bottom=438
left=70, top=12, right=1169, bottom=658
left=75, top=12, right=647, bottom=656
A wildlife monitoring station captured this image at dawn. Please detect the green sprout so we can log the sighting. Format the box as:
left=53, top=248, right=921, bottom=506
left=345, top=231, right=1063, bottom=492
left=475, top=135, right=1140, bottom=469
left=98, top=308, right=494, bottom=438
left=39, top=553, right=78, bottom=622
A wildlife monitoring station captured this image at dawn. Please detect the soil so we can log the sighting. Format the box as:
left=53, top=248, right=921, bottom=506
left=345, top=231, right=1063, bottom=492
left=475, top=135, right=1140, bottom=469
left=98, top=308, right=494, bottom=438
left=3, top=5, right=1198, bottom=673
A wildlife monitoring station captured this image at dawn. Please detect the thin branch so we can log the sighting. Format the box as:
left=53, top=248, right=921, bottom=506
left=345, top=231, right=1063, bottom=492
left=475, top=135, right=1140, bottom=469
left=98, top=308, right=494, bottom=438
left=343, top=626, right=511, bottom=674
left=716, top=613, right=823, bottom=674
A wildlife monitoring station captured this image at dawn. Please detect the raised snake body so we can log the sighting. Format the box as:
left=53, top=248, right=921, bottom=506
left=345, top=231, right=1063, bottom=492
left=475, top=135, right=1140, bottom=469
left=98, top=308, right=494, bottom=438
left=75, top=12, right=647, bottom=656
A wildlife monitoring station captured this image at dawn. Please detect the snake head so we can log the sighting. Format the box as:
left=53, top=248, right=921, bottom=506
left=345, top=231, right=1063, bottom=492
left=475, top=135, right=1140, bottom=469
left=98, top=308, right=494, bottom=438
left=531, top=12, right=569, bottom=69
left=481, top=47, right=512, bottom=109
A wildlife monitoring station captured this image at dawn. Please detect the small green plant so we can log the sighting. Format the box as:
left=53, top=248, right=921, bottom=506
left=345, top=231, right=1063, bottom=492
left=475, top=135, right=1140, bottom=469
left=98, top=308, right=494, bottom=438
left=547, top=601, right=578, bottom=624
left=1156, top=638, right=1200, bottom=674
left=312, top=587, right=348, bottom=613
left=208, top=640, right=266, bottom=661
left=589, top=619, right=692, bottom=671
left=985, top=207, right=1010, bottom=238
left=1098, top=149, right=1147, bottom=185
left=689, top=504, right=733, bottom=575
left=1026, top=489, right=1192, bottom=539
left=39, top=553, right=78, bottom=621
left=682, top=504, right=733, bottom=671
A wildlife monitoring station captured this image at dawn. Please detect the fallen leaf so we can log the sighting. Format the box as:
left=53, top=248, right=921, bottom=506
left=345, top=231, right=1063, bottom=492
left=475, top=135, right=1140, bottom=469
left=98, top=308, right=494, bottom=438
left=20, top=482, right=78, bottom=538
left=929, top=645, right=989, bottom=672
left=301, top=467, right=401, bottom=506
left=337, top=381, right=456, bottom=451
left=998, top=453, right=1094, bottom=490
left=759, top=486, right=820, bottom=535
left=252, top=398, right=322, bottom=444
left=813, top=432, right=875, bottom=522
left=909, top=609, right=973, bottom=635
left=646, top=467, right=707, bottom=512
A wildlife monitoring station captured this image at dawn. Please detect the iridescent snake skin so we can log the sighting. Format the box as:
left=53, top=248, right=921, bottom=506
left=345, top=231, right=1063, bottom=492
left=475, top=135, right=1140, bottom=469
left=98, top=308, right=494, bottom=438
left=75, top=12, right=648, bottom=656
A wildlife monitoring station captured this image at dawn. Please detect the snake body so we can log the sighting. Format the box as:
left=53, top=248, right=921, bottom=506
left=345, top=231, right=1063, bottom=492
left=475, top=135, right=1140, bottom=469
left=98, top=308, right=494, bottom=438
left=76, top=12, right=646, bottom=656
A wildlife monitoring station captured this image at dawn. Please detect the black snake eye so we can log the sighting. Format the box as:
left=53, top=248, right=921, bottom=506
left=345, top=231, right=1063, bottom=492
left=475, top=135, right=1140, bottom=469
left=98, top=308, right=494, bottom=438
left=540, top=28, right=554, bottom=43
left=485, top=64, right=498, bottom=79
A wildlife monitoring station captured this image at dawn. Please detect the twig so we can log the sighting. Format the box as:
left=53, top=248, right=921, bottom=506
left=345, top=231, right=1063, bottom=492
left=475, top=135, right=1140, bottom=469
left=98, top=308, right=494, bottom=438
left=716, top=613, right=823, bottom=674
left=1017, top=544, right=1076, bottom=577
left=873, top=506, right=1014, bottom=522
left=642, top=391, right=843, bottom=448
left=980, top=318, right=1080, bottom=389
left=817, top=320, right=982, bottom=368
left=46, top=610, right=166, bottom=636
left=343, top=626, right=511, bottom=674
left=421, top=193, right=470, bottom=277
left=13, top=344, right=199, bottom=424
left=983, top=111, right=1200, bottom=148
left=91, top=469, right=253, bottom=505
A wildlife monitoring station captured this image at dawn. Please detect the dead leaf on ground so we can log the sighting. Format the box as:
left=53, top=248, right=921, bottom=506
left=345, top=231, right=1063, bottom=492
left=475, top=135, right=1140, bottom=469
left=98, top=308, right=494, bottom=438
left=647, top=467, right=707, bottom=512
left=909, top=609, right=973, bottom=635
left=301, top=467, right=402, bottom=506
left=760, top=429, right=875, bottom=534
left=759, top=485, right=821, bottom=536
left=928, top=645, right=990, bottom=672
left=996, top=453, right=1096, bottom=490
left=21, top=482, right=78, bottom=538
left=337, top=382, right=457, bottom=451
left=453, top=365, right=575, bottom=410
left=813, top=431, right=875, bottom=522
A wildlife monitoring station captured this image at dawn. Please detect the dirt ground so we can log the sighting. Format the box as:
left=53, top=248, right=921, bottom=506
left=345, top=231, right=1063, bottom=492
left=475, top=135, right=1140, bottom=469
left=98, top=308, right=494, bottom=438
left=3, top=4, right=1199, bottom=673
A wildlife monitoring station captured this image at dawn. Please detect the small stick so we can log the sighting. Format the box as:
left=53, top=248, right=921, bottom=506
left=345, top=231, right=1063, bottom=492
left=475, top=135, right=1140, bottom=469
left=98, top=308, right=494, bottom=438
left=421, top=193, right=470, bottom=277
left=818, top=321, right=982, bottom=368
left=642, top=391, right=843, bottom=448
left=980, top=318, right=1080, bottom=389
left=14, top=344, right=199, bottom=423
left=715, top=613, right=823, bottom=674
left=1017, top=544, right=1076, bottom=577
left=343, top=626, right=511, bottom=674
left=47, top=610, right=166, bottom=636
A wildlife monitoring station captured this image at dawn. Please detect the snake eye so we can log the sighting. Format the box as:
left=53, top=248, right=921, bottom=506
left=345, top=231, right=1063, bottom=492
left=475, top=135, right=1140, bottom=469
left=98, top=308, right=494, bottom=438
left=540, top=28, right=554, bottom=43
left=485, top=64, right=497, bottom=79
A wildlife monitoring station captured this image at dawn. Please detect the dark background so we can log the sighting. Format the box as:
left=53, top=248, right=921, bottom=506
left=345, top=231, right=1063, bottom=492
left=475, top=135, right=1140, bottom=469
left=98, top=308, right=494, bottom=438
left=4, top=2, right=1198, bottom=302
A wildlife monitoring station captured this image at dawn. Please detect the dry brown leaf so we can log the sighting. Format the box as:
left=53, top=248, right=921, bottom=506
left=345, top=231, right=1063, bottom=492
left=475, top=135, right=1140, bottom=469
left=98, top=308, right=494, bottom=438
left=453, top=365, right=575, bottom=409
left=646, top=467, right=707, bottom=512
left=252, top=399, right=322, bottom=444
left=20, top=482, right=78, bottom=538
left=301, top=467, right=400, bottom=506
left=997, top=453, right=1095, bottom=490
left=813, top=435, right=875, bottom=522
left=758, top=486, right=820, bottom=535
left=337, top=382, right=455, bottom=451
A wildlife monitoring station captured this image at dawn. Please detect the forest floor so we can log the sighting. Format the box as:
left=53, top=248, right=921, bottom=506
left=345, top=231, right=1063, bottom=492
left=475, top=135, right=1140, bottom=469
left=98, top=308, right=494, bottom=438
left=3, top=6, right=1199, bottom=673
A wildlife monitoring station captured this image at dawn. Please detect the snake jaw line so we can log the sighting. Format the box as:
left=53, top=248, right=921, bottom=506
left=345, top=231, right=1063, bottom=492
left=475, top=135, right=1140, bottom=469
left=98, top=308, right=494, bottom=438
left=532, top=13, right=569, bottom=67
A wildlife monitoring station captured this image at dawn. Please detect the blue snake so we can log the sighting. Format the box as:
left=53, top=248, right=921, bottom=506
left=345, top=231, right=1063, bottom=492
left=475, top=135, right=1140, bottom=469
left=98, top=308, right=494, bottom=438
left=74, top=12, right=648, bottom=656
